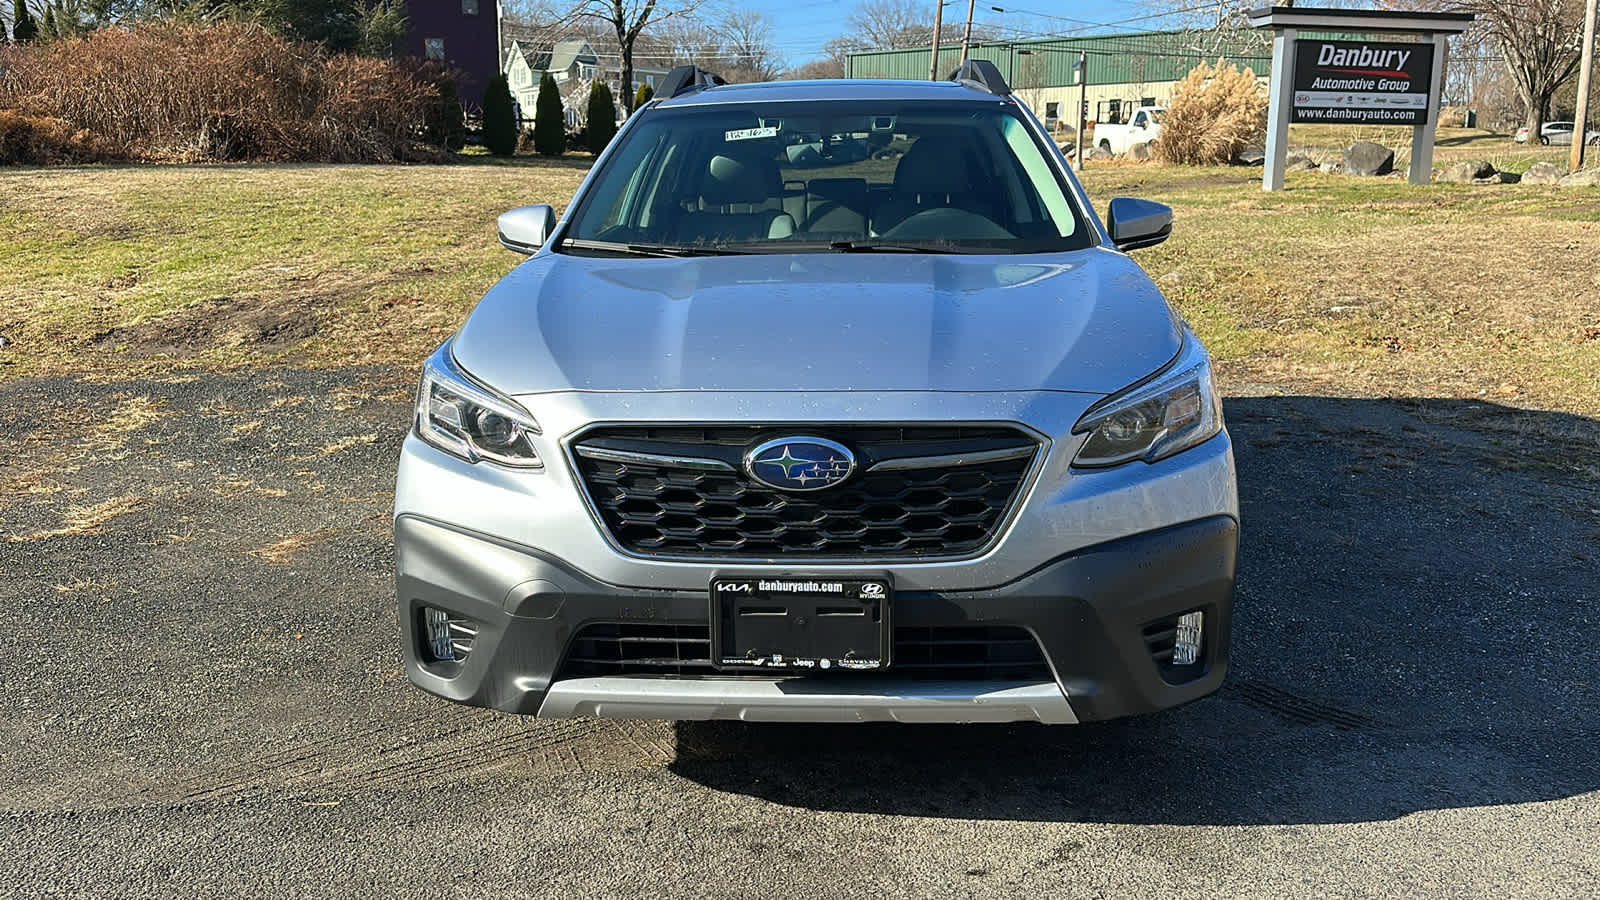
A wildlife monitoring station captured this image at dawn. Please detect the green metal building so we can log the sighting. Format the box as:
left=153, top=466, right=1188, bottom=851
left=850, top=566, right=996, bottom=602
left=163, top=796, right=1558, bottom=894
left=846, top=29, right=1276, bottom=131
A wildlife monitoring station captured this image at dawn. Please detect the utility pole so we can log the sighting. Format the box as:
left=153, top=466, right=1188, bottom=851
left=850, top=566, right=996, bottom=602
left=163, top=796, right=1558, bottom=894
left=1076, top=51, right=1087, bottom=171
left=929, top=0, right=944, bottom=79
left=960, top=0, right=976, bottom=62
left=1573, top=0, right=1598, bottom=172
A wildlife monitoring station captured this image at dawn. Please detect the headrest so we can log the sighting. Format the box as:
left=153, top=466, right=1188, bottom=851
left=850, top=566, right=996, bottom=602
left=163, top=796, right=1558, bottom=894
left=702, top=154, right=778, bottom=206
left=893, top=141, right=973, bottom=195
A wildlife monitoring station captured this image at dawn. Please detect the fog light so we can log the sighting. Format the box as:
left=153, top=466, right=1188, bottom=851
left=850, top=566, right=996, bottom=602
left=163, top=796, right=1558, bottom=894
left=423, top=607, right=455, bottom=662
left=1173, top=611, right=1204, bottom=665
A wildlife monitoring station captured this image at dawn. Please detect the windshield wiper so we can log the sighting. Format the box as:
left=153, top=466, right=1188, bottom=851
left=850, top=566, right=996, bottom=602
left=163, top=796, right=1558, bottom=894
left=826, top=240, right=966, bottom=254
left=560, top=239, right=753, bottom=258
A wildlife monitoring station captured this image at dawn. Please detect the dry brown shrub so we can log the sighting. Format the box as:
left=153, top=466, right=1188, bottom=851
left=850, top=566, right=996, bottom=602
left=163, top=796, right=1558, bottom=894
left=0, top=109, right=115, bottom=165
left=1153, top=60, right=1268, bottom=166
left=0, top=23, right=433, bottom=163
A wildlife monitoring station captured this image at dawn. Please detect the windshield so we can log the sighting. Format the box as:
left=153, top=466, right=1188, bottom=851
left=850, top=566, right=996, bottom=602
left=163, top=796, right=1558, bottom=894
left=1147, top=109, right=1164, bottom=124
left=560, top=99, right=1092, bottom=255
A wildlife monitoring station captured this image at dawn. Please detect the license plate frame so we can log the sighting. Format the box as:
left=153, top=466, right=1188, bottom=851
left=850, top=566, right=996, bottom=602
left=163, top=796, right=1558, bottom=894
left=710, top=575, right=891, bottom=672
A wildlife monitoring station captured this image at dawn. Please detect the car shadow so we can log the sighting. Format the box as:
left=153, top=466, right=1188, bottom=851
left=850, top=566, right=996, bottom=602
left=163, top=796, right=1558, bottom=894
left=669, top=395, right=1600, bottom=825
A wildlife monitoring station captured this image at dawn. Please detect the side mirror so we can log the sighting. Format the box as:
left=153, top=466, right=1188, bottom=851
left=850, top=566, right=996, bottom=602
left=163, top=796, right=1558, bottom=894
left=497, top=204, right=557, bottom=255
left=1106, top=197, right=1172, bottom=252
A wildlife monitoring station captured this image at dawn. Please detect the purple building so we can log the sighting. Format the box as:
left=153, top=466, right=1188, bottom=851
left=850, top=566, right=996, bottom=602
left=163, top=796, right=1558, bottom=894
left=405, top=0, right=501, bottom=108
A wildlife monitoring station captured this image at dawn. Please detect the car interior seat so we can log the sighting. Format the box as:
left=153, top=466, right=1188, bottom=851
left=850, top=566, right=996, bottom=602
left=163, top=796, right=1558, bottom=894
left=679, top=153, right=796, bottom=242
left=871, top=140, right=993, bottom=234
left=802, top=177, right=870, bottom=236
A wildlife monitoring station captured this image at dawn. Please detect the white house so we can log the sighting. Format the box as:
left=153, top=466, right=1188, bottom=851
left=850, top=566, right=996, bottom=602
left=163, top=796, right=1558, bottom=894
left=504, top=39, right=671, bottom=129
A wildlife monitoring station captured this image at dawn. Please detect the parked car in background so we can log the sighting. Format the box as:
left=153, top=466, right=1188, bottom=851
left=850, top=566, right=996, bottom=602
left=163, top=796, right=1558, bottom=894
left=1515, top=121, right=1600, bottom=146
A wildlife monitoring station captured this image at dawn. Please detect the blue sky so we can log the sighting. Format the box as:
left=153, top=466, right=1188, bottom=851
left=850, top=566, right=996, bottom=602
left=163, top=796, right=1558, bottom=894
left=746, top=0, right=1158, bottom=67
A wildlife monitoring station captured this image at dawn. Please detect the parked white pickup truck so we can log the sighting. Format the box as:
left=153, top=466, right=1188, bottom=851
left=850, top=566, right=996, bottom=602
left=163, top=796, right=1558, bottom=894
left=1095, top=106, right=1164, bottom=155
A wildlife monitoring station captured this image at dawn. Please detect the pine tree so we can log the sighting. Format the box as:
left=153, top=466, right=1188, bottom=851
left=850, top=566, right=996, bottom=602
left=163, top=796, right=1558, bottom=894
left=12, top=0, right=40, bottom=42
left=634, top=82, right=653, bottom=109
left=585, top=82, right=616, bottom=155
left=532, top=72, right=565, bottom=157
left=247, top=0, right=361, bottom=51
left=481, top=72, right=516, bottom=157
left=40, top=4, right=57, bottom=39
left=356, top=0, right=407, bottom=57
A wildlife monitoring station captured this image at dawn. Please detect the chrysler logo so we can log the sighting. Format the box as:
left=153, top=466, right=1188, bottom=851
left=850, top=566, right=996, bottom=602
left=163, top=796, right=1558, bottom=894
left=745, top=437, right=855, bottom=492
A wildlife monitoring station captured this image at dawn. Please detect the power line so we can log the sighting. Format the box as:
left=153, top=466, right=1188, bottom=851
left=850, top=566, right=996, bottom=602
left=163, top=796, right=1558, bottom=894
left=984, top=1, right=1228, bottom=39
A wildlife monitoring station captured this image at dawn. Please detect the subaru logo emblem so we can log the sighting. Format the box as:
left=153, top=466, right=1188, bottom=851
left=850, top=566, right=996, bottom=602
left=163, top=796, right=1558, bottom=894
left=745, top=437, right=855, bottom=492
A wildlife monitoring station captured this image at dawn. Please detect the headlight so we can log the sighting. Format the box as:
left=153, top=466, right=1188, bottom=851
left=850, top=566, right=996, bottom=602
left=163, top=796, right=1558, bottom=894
left=415, top=343, right=543, bottom=468
left=1071, top=335, right=1222, bottom=468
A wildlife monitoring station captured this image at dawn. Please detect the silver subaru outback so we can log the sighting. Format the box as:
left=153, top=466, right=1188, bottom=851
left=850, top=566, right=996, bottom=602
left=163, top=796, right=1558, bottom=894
left=395, top=63, right=1237, bottom=725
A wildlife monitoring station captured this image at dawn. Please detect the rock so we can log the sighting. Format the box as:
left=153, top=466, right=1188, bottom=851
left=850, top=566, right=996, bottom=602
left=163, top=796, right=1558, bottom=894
left=1285, top=154, right=1317, bottom=171
left=1343, top=141, right=1395, bottom=176
left=1474, top=171, right=1519, bottom=185
left=0, top=335, right=10, bottom=348
left=1438, top=159, right=1496, bottom=183
left=1521, top=161, right=1565, bottom=185
left=1236, top=147, right=1265, bottom=166
left=1319, top=161, right=1344, bottom=175
left=1087, top=147, right=1115, bottom=161
left=1128, top=141, right=1152, bottom=161
left=1557, top=168, right=1600, bottom=188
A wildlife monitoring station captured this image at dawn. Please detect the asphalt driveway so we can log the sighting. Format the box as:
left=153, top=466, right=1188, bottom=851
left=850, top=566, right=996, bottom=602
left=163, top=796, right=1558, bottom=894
left=1, top=367, right=1596, bottom=897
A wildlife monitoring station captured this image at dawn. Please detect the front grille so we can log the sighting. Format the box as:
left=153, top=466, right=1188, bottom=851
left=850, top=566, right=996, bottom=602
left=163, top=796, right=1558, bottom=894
left=563, top=623, right=712, bottom=677
left=558, top=623, right=1051, bottom=682
left=891, top=625, right=1054, bottom=681
left=570, top=425, right=1040, bottom=559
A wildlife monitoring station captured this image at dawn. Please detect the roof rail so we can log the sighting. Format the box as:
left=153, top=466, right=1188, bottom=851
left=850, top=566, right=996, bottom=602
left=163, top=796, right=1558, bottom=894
left=947, top=59, right=1011, bottom=96
left=659, top=65, right=727, bottom=99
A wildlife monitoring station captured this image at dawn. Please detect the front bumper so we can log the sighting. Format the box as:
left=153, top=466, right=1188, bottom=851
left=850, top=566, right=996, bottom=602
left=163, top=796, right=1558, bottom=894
left=396, top=513, right=1236, bottom=723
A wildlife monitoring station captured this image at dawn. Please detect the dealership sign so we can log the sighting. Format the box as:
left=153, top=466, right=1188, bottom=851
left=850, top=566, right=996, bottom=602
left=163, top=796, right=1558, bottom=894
left=1291, top=39, right=1436, bottom=125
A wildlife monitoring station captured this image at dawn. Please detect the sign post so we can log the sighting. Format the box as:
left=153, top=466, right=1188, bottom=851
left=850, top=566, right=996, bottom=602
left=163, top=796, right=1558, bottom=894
left=1263, top=27, right=1297, bottom=191
left=1076, top=52, right=1087, bottom=172
left=1247, top=6, right=1473, bottom=191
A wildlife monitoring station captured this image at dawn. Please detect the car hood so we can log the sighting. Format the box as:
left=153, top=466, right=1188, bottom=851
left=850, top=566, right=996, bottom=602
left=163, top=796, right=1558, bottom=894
left=451, top=249, right=1181, bottom=395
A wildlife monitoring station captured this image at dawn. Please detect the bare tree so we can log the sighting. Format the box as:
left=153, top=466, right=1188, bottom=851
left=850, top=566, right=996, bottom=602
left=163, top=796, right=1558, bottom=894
left=718, top=8, right=781, bottom=82
left=1440, top=0, right=1585, bottom=140
left=574, top=0, right=703, bottom=113
left=848, top=0, right=922, bottom=48
left=845, top=0, right=974, bottom=50
left=819, top=34, right=868, bottom=75
left=788, top=57, right=847, bottom=79
left=643, top=13, right=723, bottom=67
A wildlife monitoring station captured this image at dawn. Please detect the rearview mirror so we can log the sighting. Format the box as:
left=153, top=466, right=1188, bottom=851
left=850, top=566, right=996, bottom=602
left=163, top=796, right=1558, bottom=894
left=498, top=204, right=557, bottom=255
left=1106, top=197, right=1172, bottom=251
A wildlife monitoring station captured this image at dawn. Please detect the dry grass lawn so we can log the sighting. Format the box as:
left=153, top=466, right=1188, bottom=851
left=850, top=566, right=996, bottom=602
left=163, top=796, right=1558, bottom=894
left=1, top=153, right=1596, bottom=417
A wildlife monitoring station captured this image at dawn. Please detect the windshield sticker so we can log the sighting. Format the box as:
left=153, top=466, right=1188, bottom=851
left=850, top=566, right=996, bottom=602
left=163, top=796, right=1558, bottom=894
left=725, top=126, right=778, bottom=142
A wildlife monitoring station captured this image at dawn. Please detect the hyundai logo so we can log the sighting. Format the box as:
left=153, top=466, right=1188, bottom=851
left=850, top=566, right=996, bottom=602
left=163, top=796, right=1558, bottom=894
left=745, top=437, right=855, bottom=492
